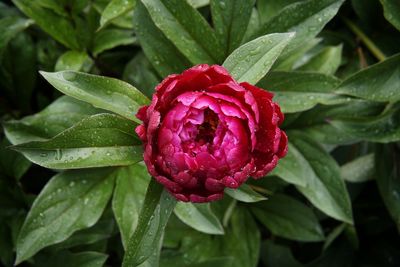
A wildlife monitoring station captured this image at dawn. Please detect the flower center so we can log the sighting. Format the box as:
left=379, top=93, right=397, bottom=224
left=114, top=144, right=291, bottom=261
left=195, top=109, right=219, bottom=144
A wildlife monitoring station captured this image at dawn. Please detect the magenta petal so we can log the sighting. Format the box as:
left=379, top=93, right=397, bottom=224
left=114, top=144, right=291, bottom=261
left=189, top=194, right=207, bottom=203
left=135, top=64, right=287, bottom=203
left=222, top=177, right=239, bottom=188
left=205, top=178, right=225, bottom=192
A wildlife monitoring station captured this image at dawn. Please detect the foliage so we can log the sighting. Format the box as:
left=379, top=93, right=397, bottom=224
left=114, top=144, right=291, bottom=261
left=1, top=0, right=400, bottom=266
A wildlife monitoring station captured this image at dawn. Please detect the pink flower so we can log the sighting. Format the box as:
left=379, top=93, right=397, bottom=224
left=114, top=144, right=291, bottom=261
left=135, top=64, right=287, bottom=202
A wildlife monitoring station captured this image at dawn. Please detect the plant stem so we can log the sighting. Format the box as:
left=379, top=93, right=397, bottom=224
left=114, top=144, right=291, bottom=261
left=342, top=18, right=386, bottom=62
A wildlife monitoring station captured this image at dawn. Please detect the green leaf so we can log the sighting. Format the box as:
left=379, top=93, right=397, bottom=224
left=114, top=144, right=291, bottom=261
left=225, top=184, right=267, bottom=203
left=123, top=52, right=160, bottom=98
left=297, top=100, right=385, bottom=144
left=376, top=145, right=400, bottom=228
left=12, top=114, right=142, bottom=169
left=257, top=0, right=304, bottom=24
left=134, top=0, right=191, bottom=77
left=258, top=71, right=344, bottom=113
left=257, top=0, right=345, bottom=57
left=242, top=8, right=261, bottom=43
left=92, top=29, right=136, bottom=56
left=380, top=0, right=400, bottom=31
left=40, top=71, right=150, bottom=122
left=99, top=0, right=136, bottom=29
left=141, top=0, right=224, bottom=64
left=270, top=143, right=308, bottom=187
left=112, top=164, right=150, bottom=248
left=1, top=31, right=37, bottom=112
left=330, top=103, right=400, bottom=143
left=174, top=203, right=224, bottom=235
left=0, top=16, right=33, bottom=57
left=323, top=223, right=346, bottom=250
left=252, top=194, right=325, bottom=242
left=0, top=220, right=14, bottom=266
left=262, top=240, right=303, bottom=267
left=336, top=53, right=400, bottom=102
left=274, top=37, right=321, bottom=71
left=340, top=154, right=375, bottom=183
left=12, top=0, right=81, bottom=50
left=15, top=168, right=116, bottom=264
left=52, top=215, right=115, bottom=251
left=297, top=44, right=343, bottom=75
left=223, top=208, right=260, bottom=267
left=223, top=32, right=295, bottom=84
left=210, top=0, right=255, bottom=55
left=4, top=96, right=102, bottom=145
left=35, top=251, right=108, bottom=267
left=187, top=0, right=210, bottom=8
left=122, top=179, right=176, bottom=267
left=0, top=139, right=30, bottom=180
left=288, top=132, right=353, bottom=224
left=55, top=51, right=92, bottom=72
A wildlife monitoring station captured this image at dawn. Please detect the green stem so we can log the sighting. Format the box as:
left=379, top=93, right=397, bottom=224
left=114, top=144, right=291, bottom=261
left=342, top=18, right=386, bottom=62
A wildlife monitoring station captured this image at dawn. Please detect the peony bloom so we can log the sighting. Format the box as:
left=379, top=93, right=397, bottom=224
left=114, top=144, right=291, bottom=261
left=135, top=64, right=287, bottom=202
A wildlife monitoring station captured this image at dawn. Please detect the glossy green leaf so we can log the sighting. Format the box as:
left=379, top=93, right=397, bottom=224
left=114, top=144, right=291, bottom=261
left=258, top=71, right=344, bottom=113
left=187, top=0, right=210, bottom=8
left=380, top=0, right=400, bottom=31
left=257, top=0, right=304, bottom=24
left=113, top=164, right=150, bottom=248
left=242, top=8, right=261, bottom=43
left=4, top=96, right=102, bottom=145
left=12, top=0, right=81, bottom=50
left=55, top=51, right=92, bottom=72
left=340, top=154, right=375, bottom=183
left=40, top=71, right=150, bottom=122
left=12, top=114, right=142, bottom=169
left=225, top=184, right=267, bottom=203
left=274, top=37, right=321, bottom=71
left=0, top=16, right=33, bottom=57
left=298, top=100, right=385, bottom=144
left=123, top=52, right=160, bottom=98
left=330, top=103, right=400, bottom=143
left=223, top=208, right=260, bottom=267
left=141, top=0, right=223, bottom=64
left=252, top=194, right=325, bottom=242
left=99, top=0, right=136, bottom=29
left=122, top=179, right=177, bottom=267
left=35, top=251, right=108, bottom=267
left=210, top=0, right=255, bottom=55
left=223, top=32, right=295, bottom=84
left=257, top=0, right=345, bottom=57
left=92, top=29, right=136, bottom=56
left=35, top=0, right=69, bottom=16
left=133, top=1, right=191, bottom=77
left=174, top=203, right=224, bottom=235
left=52, top=215, right=115, bottom=251
left=288, top=131, right=353, bottom=224
left=375, top=145, right=400, bottom=229
left=15, top=168, right=116, bottom=264
left=297, top=44, right=343, bottom=75
left=270, top=143, right=308, bottom=187
left=336, top=54, right=400, bottom=102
